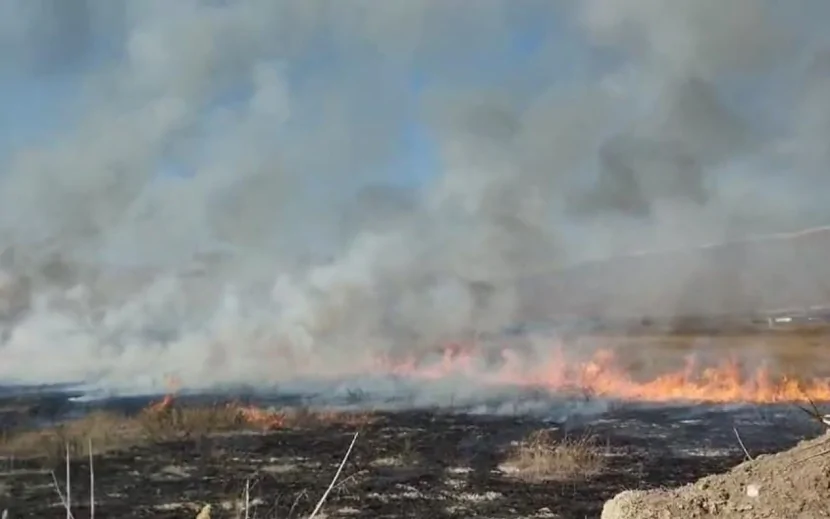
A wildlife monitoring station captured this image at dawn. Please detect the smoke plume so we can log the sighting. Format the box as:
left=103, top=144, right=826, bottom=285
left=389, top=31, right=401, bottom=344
left=0, top=0, right=828, bottom=397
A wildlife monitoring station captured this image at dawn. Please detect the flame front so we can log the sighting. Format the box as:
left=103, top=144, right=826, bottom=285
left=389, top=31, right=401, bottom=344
left=377, top=344, right=830, bottom=404
left=146, top=338, right=830, bottom=410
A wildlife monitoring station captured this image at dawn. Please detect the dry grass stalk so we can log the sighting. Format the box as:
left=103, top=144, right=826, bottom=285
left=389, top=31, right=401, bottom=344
left=502, top=429, right=607, bottom=482
left=50, top=468, right=74, bottom=519
left=65, top=445, right=70, bottom=519
left=308, top=431, right=359, bottom=519
left=733, top=426, right=754, bottom=461
left=242, top=478, right=250, bottom=519
left=89, top=438, right=95, bottom=519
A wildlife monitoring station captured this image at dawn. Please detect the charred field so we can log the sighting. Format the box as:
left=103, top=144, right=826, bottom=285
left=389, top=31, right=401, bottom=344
left=0, top=384, right=827, bottom=519
left=1, top=325, right=830, bottom=518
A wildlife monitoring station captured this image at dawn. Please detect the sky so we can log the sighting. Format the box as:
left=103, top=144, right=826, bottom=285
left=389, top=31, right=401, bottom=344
left=0, top=3, right=819, bottom=226
left=4, top=0, right=825, bottom=262
left=0, top=2, right=582, bottom=190
left=4, top=1, right=830, bottom=390
left=0, top=1, right=607, bottom=263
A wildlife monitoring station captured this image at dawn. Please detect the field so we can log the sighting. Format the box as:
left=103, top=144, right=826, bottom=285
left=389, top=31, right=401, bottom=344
left=1, top=329, right=830, bottom=518
left=0, top=395, right=823, bottom=518
left=0, top=404, right=744, bottom=519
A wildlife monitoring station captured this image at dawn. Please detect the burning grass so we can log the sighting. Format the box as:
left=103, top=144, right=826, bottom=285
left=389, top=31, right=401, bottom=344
left=382, top=338, right=830, bottom=405
left=500, top=429, right=608, bottom=482
left=0, top=396, right=376, bottom=463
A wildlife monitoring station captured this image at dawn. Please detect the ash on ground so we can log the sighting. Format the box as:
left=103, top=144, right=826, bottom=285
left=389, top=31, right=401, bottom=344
left=0, top=388, right=827, bottom=518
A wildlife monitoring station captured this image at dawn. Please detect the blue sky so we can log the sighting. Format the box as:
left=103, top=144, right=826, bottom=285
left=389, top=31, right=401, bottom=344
left=0, top=73, right=77, bottom=157
left=0, top=5, right=600, bottom=195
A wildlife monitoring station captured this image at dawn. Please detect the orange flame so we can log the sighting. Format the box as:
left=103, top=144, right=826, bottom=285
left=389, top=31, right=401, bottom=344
left=146, top=393, right=175, bottom=413
left=378, top=344, right=830, bottom=404
left=236, top=405, right=287, bottom=430
left=144, top=339, right=830, bottom=411
left=141, top=396, right=375, bottom=431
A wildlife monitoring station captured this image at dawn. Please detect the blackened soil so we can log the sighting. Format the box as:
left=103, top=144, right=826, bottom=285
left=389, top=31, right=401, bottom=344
left=0, top=410, right=754, bottom=519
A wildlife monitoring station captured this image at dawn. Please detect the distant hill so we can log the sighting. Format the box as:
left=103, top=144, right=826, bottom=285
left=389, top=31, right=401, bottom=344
left=519, top=226, right=830, bottom=323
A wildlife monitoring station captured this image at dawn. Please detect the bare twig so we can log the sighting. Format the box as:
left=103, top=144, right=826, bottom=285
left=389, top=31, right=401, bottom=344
left=796, top=396, right=830, bottom=429
left=307, top=432, right=359, bottom=519
left=89, top=438, right=95, bottom=519
left=65, top=444, right=71, bottom=519
left=49, top=471, right=75, bottom=519
left=288, top=489, right=308, bottom=518
left=332, top=469, right=368, bottom=494
left=792, top=447, right=830, bottom=466
left=243, top=478, right=250, bottom=519
left=733, top=426, right=753, bottom=461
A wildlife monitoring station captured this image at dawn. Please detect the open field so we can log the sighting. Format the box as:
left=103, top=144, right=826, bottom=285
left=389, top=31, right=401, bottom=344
left=0, top=390, right=825, bottom=519
left=0, top=327, right=828, bottom=517
left=0, top=407, right=737, bottom=518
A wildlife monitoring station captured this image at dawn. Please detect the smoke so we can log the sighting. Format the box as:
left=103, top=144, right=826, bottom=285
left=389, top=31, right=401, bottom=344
left=0, top=0, right=828, bottom=396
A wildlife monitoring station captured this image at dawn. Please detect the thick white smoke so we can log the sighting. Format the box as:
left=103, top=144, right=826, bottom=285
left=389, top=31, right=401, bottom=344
left=0, top=0, right=828, bottom=396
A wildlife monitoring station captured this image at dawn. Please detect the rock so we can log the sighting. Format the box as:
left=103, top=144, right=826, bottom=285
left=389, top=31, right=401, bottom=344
left=195, top=504, right=212, bottom=519
left=601, top=490, right=662, bottom=519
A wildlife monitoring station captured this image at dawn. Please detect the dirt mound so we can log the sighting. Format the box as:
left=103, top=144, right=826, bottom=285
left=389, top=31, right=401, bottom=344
left=602, top=430, right=830, bottom=519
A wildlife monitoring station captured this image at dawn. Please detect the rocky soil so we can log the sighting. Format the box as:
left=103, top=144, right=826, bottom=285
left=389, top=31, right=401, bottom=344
left=602, top=428, right=830, bottom=519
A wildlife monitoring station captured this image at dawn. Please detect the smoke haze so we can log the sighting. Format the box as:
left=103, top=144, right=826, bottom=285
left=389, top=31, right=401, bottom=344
left=0, top=0, right=829, bottom=395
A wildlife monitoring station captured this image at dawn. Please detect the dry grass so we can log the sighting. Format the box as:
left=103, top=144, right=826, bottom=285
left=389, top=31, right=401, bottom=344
left=138, top=402, right=248, bottom=441
left=501, top=429, right=607, bottom=482
left=269, top=407, right=377, bottom=430
left=0, top=401, right=375, bottom=464
left=0, top=411, right=142, bottom=462
left=0, top=405, right=245, bottom=463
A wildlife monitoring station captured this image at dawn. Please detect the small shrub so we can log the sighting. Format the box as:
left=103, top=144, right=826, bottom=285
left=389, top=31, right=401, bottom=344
left=137, top=403, right=247, bottom=442
left=501, top=429, right=607, bottom=482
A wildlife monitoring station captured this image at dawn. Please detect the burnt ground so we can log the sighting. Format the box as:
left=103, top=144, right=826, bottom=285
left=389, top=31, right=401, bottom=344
left=0, top=393, right=825, bottom=519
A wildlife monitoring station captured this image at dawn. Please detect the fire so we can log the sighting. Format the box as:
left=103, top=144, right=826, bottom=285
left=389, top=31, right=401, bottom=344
left=147, top=393, right=174, bottom=413
left=144, top=375, right=183, bottom=414
left=144, top=340, right=830, bottom=410
left=378, top=345, right=830, bottom=404
left=236, top=405, right=287, bottom=429
left=142, top=396, right=375, bottom=431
